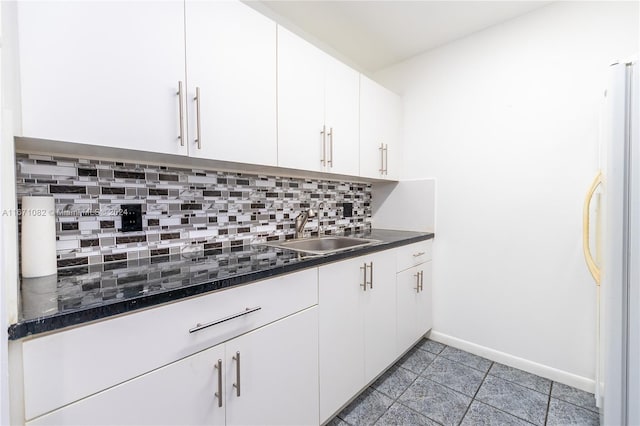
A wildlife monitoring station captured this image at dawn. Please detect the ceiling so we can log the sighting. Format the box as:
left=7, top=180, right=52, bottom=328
left=256, top=1, right=553, bottom=72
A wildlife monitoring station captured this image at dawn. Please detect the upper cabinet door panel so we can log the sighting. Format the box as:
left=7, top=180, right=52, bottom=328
left=277, top=26, right=326, bottom=172
left=185, top=0, right=277, bottom=166
left=359, top=75, right=402, bottom=180
left=325, top=57, right=360, bottom=176
left=17, top=1, right=188, bottom=156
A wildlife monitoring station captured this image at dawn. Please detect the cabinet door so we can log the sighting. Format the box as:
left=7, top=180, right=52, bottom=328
left=225, top=308, right=319, bottom=426
left=17, top=1, right=187, bottom=155
left=324, top=56, right=360, bottom=176
left=363, top=251, right=398, bottom=382
left=185, top=0, right=277, bottom=166
left=319, top=257, right=366, bottom=423
left=277, top=26, right=326, bottom=172
left=397, top=262, right=433, bottom=354
left=359, top=75, right=402, bottom=180
left=27, top=345, right=226, bottom=426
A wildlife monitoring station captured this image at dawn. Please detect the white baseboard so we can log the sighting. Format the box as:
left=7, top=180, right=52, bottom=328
left=428, top=331, right=595, bottom=393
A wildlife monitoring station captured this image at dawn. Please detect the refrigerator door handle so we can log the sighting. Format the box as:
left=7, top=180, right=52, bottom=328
left=583, top=171, right=603, bottom=285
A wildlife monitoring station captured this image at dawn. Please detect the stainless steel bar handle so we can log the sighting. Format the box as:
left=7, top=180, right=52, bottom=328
left=414, top=273, right=420, bottom=293
left=323, top=125, right=327, bottom=166
left=360, top=263, right=367, bottom=291
left=379, top=143, right=384, bottom=173
left=177, top=81, right=185, bottom=146
left=233, top=351, right=241, bottom=397
left=328, top=127, right=334, bottom=167
left=384, top=144, right=389, bottom=175
left=413, top=252, right=426, bottom=257
left=368, top=261, right=373, bottom=289
left=419, top=270, right=424, bottom=292
left=214, top=359, right=223, bottom=407
left=188, top=306, right=262, bottom=333
left=194, top=86, right=202, bottom=150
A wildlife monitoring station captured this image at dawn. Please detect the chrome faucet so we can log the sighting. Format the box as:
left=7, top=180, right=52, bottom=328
left=316, top=202, right=326, bottom=236
left=294, top=208, right=316, bottom=239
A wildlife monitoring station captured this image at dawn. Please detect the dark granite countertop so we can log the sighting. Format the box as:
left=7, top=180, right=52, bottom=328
left=8, top=229, right=433, bottom=340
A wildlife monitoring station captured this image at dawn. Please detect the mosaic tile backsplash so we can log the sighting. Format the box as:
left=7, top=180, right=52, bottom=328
left=15, top=153, right=372, bottom=268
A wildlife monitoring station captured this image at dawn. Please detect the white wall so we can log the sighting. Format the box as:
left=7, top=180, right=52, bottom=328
left=376, top=1, right=639, bottom=387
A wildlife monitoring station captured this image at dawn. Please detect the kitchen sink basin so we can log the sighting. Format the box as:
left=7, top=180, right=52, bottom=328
left=264, top=236, right=381, bottom=255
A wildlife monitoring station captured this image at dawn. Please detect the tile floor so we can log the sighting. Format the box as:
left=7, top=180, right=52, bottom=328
left=327, top=338, right=599, bottom=426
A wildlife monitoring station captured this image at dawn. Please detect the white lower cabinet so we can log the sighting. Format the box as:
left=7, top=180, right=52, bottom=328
left=318, top=251, right=396, bottom=423
left=396, top=262, right=433, bottom=354
left=19, top=242, right=433, bottom=426
left=27, top=307, right=318, bottom=426
left=225, top=307, right=319, bottom=426
left=27, top=344, right=226, bottom=426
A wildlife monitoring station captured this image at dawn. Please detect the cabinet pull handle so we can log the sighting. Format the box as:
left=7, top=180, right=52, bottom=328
left=328, top=127, right=334, bottom=167
left=379, top=143, right=384, bottom=173
left=368, top=261, right=373, bottom=289
left=177, top=81, right=185, bottom=146
left=214, top=359, right=223, bottom=407
left=320, top=125, right=326, bottom=166
left=233, top=351, right=241, bottom=397
left=384, top=144, right=389, bottom=175
left=188, top=306, right=262, bottom=333
left=360, top=263, right=367, bottom=291
left=194, top=86, right=202, bottom=150
left=420, top=270, right=424, bottom=292
left=413, top=252, right=425, bottom=257
left=414, top=272, right=420, bottom=293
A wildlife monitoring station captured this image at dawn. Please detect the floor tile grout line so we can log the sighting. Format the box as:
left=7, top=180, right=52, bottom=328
left=544, top=382, right=553, bottom=426
left=472, top=399, right=539, bottom=425
left=456, top=361, right=494, bottom=426
left=475, top=375, right=553, bottom=426
left=421, top=353, right=492, bottom=378
left=383, top=351, right=438, bottom=424
left=548, top=386, right=600, bottom=414
left=373, top=344, right=447, bottom=426
left=394, top=400, right=446, bottom=426
left=437, top=353, right=492, bottom=374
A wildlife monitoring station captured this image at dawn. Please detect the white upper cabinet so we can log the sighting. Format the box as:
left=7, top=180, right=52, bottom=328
left=17, top=0, right=188, bottom=156
left=360, top=75, right=402, bottom=180
left=277, top=26, right=360, bottom=175
left=277, top=26, right=326, bottom=172
left=185, top=1, right=277, bottom=166
left=324, top=56, right=360, bottom=176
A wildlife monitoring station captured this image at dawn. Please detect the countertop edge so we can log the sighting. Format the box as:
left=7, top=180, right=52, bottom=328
left=8, top=232, right=434, bottom=340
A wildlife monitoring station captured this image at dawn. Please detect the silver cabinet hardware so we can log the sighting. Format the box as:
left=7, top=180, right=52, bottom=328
left=419, top=270, right=424, bottom=292
left=177, top=81, right=185, bottom=146
left=233, top=351, right=241, bottom=397
left=413, top=252, right=426, bottom=257
left=379, top=143, right=384, bottom=173
left=320, top=125, right=327, bottom=166
left=188, top=306, right=262, bottom=333
left=361, top=262, right=373, bottom=290
left=214, top=359, right=223, bottom=408
left=414, top=272, right=420, bottom=293
left=194, top=86, right=201, bottom=149
left=360, top=263, right=367, bottom=291
left=384, top=144, right=389, bottom=175
left=328, top=127, right=334, bottom=167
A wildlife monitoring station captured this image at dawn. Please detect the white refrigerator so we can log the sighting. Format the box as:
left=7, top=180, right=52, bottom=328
left=584, top=59, right=639, bottom=426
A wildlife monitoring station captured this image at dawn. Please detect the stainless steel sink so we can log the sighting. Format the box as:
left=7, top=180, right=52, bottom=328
left=264, top=236, right=381, bottom=255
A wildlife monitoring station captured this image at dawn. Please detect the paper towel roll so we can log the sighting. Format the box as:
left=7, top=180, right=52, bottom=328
left=21, top=196, right=57, bottom=277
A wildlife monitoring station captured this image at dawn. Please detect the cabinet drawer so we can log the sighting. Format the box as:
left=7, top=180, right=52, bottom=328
left=396, top=240, right=432, bottom=272
left=22, top=268, right=318, bottom=421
